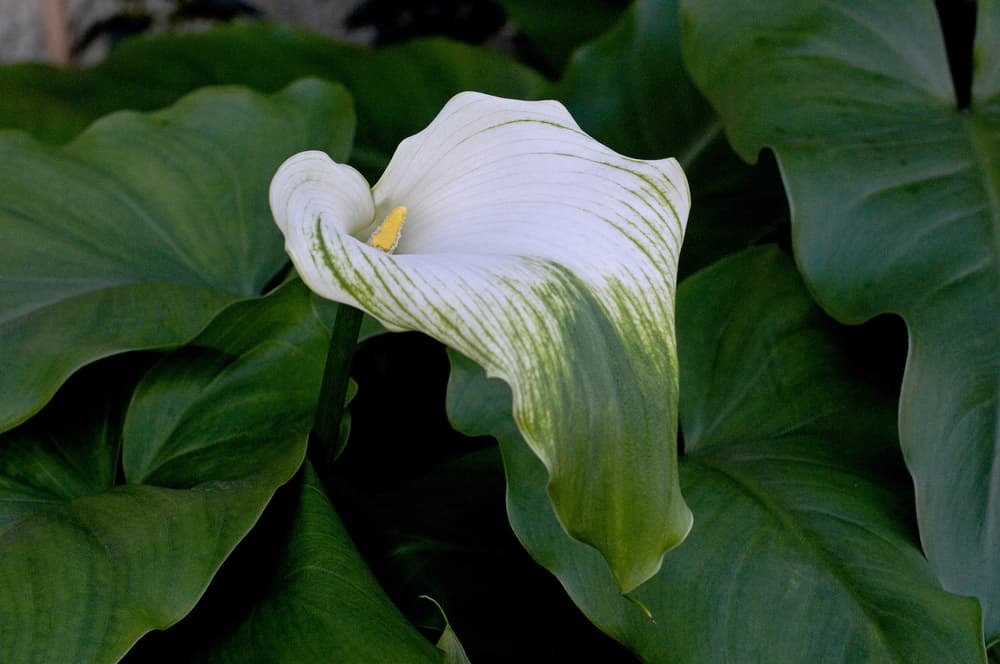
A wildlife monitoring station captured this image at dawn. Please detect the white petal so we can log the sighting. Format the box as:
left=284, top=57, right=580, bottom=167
left=268, top=150, right=375, bottom=306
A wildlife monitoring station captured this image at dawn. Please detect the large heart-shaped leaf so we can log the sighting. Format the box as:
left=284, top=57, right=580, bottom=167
left=681, top=0, right=1000, bottom=639
left=0, top=280, right=333, bottom=663
left=556, top=0, right=787, bottom=276
left=0, top=24, right=548, bottom=178
left=0, top=79, right=353, bottom=433
left=447, top=246, right=985, bottom=661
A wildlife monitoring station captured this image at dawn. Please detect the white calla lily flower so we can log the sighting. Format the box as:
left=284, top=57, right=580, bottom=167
left=270, top=92, right=692, bottom=593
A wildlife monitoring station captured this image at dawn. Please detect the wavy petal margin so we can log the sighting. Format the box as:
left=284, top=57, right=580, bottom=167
left=270, top=92, right=692, bottom=592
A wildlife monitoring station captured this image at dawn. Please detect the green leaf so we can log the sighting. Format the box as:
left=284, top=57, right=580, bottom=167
left=0, top=280, right=332, bottom=663
left=0, top=24, right=548, bottom=177
left=447, top=246, right=985, bottom=662
left=557, top=0, right=787, bottom=276
left=498, top=0, right=630, bottom=73
left=558, top=0, right=706, bottom=158
left=121, top=281, right=330, bottom=487
left=0, top=79, right=354, bottom=433
left=681, top=0, right=1000, bottom=639
left=124, top=462, right=440, bottom=663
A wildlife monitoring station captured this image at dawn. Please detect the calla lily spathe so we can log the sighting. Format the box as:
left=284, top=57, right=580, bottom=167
left=270, top=92, right=692, bottom=593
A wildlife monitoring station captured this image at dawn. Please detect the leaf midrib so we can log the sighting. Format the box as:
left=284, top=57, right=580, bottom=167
left=693, top=453, right=904, bottom=663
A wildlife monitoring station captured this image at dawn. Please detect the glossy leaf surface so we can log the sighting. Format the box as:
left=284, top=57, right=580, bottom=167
left=0, top=281, right=331, bottom=663
left=681, top=0, right=1000, bottom=637
left=0, top=79, right=353, bottom=433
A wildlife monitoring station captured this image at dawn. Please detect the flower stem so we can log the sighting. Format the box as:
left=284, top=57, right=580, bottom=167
left=311, top=304, right=364, bottom=471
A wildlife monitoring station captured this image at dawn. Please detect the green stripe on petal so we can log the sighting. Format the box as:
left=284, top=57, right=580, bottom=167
left=270, top=92, right=692, bottom=593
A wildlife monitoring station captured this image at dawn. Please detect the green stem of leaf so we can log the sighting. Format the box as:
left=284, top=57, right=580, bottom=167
left=311, top=304, right=364, bottom=471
